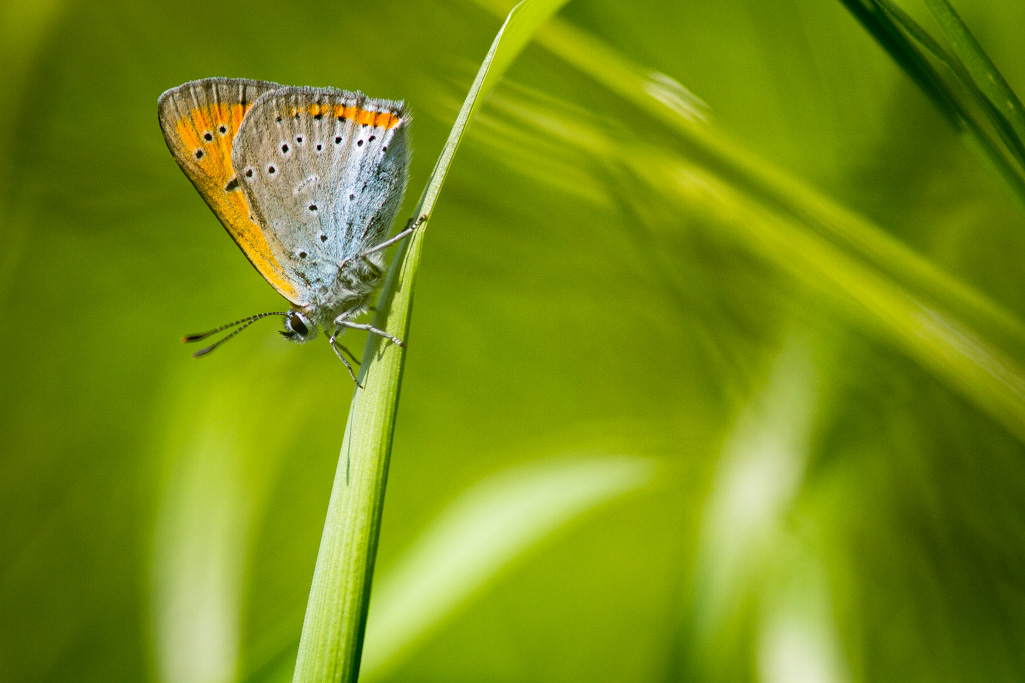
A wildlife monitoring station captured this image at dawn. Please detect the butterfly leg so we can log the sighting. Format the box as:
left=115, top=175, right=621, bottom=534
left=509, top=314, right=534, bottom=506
left=332, top=338, right=361, bottom=366
left=335, top=319, right=406, bottom=348
left=328, top=330, right=362, bottom=386
left=340, top=214, right=427, bottom=269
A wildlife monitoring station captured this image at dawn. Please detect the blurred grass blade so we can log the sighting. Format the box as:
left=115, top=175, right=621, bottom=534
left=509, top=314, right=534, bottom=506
left=921, top=0, right=1025, bottom=163
left=291, top=2, right=571, bottom=682
left=468, top=0, right=1005, bottom=322
left=151, top=363, right=306, bottom=683
left=694, top=336, right=821, bottom=638
left=467, top=8, right=1025, bottom=443
left=472, top=0, right=1025, bottom=341
left=360, top=456, right=656, bottom=681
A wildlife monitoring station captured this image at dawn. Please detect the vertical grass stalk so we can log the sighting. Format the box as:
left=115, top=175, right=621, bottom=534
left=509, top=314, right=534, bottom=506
left=290, top=2, right=571, bottom=681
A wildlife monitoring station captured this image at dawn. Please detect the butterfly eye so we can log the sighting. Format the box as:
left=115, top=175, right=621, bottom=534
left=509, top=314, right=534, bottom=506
left=283, top=310, right=316, bottom=342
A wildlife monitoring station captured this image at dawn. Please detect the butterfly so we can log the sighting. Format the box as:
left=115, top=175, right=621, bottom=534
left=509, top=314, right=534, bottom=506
left=158, top=77, right=419, bottom=384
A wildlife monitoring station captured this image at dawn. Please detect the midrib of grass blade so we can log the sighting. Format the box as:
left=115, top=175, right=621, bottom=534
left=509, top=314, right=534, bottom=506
left=289, top=2, right=572, bottom=683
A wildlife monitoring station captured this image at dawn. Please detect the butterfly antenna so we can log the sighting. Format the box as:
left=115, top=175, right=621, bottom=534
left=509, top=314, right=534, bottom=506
left=182, top=312, right=287, bottom=358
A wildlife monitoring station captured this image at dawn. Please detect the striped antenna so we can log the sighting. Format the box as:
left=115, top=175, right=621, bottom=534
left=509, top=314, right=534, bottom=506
left=182, top=311, right=287, bottom=357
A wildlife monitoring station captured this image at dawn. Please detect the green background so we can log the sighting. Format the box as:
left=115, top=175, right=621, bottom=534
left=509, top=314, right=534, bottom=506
left=3, top=0, right=1025, bottom=681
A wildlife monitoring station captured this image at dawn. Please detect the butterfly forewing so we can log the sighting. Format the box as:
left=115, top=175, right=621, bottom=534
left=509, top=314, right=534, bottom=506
left=231, top=87, right=410, bottom=296
left=157, top=78, right=301, bottom=303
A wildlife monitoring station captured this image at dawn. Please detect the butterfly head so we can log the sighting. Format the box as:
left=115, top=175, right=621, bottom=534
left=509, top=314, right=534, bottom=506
left=280, top=308, right=318, bottom=343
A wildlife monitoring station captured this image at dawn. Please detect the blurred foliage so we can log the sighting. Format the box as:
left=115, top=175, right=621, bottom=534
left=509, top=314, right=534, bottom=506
left=2, top=0, right=1025, bottom=682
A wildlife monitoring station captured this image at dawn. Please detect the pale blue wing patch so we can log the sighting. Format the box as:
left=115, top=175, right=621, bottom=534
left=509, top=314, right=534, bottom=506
left=231, top=87, right=410, bottom=298
left=330, top=101, right=411, bottom=261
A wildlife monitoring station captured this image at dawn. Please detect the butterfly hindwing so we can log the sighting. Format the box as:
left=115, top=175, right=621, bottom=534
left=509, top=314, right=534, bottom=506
left=157, top=77, right=301, bottom=303
left=231, top=87, right=411, bottom=293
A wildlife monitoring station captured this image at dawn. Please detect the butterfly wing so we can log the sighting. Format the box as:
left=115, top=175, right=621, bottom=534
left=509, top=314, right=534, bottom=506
left=230, top=87, right=410, bottom=295
left=158, top=77, right=302, bottom=303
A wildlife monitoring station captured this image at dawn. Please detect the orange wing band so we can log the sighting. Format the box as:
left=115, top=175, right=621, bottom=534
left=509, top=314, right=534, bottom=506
left=174, top=103, right=300, bottom=302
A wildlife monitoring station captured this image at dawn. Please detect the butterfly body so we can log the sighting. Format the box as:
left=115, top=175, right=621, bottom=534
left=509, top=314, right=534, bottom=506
left=158, top=78, right=412, bottom=377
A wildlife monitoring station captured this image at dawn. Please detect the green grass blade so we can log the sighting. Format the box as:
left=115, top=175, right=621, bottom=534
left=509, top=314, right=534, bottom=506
left=290, top=2, right=571, bottom=682
left=838, top=0, right=961, bottom=127
left=837, top=0, right=1025, bottom=208
left=867, top=0, right=1025, bottom=186
left=922, top=0, right=1025, bottom=163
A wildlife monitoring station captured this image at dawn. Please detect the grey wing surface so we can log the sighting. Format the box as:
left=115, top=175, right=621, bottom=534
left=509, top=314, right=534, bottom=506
left=231, top=86, right=411, bottom=292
